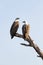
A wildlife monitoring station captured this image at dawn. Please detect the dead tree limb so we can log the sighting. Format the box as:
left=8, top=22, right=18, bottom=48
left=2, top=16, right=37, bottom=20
left=15, top=33, right=43, bottom=59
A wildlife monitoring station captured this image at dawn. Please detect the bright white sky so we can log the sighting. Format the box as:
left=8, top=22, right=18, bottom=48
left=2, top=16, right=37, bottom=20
left=0, top=0, right=43, bottom=65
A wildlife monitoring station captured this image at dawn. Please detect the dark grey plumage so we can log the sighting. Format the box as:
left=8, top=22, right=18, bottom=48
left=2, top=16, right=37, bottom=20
left=10, top=18, right=19, bottom=39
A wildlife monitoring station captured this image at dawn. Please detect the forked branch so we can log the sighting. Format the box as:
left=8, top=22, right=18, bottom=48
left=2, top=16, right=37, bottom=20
left=15, top=33, right=43, bottom=59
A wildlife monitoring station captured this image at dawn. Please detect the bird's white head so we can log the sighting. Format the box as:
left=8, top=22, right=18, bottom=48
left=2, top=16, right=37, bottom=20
left=15, top=18, right=20, bottom=22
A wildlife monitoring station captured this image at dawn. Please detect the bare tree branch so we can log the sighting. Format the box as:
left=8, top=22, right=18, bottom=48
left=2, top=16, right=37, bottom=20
left=20, top=43, right=31, bottom=47
left=15, top=33, right=43, bottom=59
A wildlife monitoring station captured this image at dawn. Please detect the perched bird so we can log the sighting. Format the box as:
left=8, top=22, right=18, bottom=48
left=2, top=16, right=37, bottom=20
left=22, top=21, right=30, bottom=39
left=10, top=18, right=20, bottom=39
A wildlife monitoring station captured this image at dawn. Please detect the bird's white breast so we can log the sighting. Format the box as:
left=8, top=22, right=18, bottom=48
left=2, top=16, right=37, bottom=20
left=25, top=21, right=28, bottom=25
